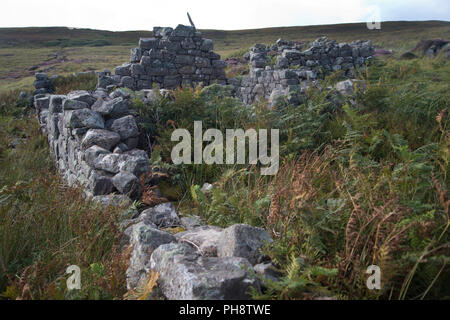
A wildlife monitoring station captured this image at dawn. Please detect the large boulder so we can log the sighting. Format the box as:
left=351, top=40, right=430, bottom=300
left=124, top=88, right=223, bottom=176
left=64, top=108, right=105, bottom=129
left=84, top=145, right=111, bottom=166
left=81, top=129, right=121, bottom=150
left=112, top=171, right=139, bottom=195
left=175, top=225, right=223, bottom=257
left=115, top=63, right=132, bottom=77
left=89, top=170, right=115, bottom=196
left=91, top=97, right=129, bottom=117
left=63, top=99, right=89, bottom=110
left=172, top=24, right=195, bottom=37
left=150, top=243, right=259, bottom=300
left=217, top=224, right=273, bottom=265
left=126, top=223, right=177, bottom=289
left=66, top=90, right=96, bottom=107
left=118, top=150, right=150, bottom=177
left=139, top=38, right=158, bottom=50
left=139, top=202, right=180, bottom=228
left=93, top=153, right=122, bottom=173
left=200, top=39, right=214, bottom=52
left=110, top=115, right=139, bottom=140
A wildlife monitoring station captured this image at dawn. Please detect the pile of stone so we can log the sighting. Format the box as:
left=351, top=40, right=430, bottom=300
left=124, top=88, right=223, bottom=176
left=33, top=72, right=55, bottom=95
left=33, top=80, right=150, bottom=199
left=414, top=39, right=450, bottom=58
left=98, top=24, right=227, bottom=91
left=124, top=202, right=279, bottom=300
left=234, top=37, right=374, bottom=106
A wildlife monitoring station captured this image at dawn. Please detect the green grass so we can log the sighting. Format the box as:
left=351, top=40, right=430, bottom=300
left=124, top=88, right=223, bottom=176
left=0, top=46, right=131, bottom=93
left=0, top=80, right=130, bottom=300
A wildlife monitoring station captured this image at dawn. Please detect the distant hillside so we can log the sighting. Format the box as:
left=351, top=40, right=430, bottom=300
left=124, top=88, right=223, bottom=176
left=1, top=21, right=449, bottom=53
left=0, top=27, right=149, bottom=48
left=1, top=20, right=449, bottom=93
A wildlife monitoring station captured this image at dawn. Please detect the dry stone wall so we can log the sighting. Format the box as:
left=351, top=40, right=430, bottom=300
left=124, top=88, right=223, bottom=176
left=98, top=24, right=227, bottom=91
left=33, top=84, right=150, bottom=201
left=32, top=74, right=278, bottom=300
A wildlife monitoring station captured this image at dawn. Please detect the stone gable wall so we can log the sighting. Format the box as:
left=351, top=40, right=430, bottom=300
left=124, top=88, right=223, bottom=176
left=98, top=24, right=227, bottom=91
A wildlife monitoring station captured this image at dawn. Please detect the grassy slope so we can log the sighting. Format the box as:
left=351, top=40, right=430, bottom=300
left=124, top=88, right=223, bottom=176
left=0, top=21, right=449, bottom=93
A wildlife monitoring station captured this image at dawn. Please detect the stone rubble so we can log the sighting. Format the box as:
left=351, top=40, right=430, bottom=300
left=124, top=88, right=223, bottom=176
left=61, top=176, right=273, bottom=299
left=124, top=202, right=275, bottom=299
left=233, top=37, right=374, bottom=106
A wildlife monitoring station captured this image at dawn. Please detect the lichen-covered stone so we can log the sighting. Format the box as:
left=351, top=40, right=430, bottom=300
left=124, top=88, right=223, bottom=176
left=139, top=202, right=180, bottom=228
left=112, top=171, right=139, bottom=195
left=127, top=223, right=177, bottom=289
left=110, top=115, right=139, bottom=140
left=81, top=129, right=121, bottom=150
left=64, top=108, right=105, bottom=129
left=175, top=225, right=223, bottom=257
left=217, top=224, right=273, bottom=265
left=150, top=243, right=260, bottom=300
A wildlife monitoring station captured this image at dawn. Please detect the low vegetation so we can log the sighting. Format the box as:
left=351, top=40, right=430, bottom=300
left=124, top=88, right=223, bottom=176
left=0, top=22, right=449, bottom=300
left=140, top=55, right=449, bottom=300
left=0, top=79, right=129, bottom=300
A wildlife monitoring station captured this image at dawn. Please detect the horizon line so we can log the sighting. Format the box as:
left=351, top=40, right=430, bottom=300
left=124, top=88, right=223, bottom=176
left=0, top=19, right=449, bottom=33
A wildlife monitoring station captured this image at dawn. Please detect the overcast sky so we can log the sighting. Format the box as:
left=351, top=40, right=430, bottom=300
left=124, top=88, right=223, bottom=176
left=1, top=0, right=449, bottom=31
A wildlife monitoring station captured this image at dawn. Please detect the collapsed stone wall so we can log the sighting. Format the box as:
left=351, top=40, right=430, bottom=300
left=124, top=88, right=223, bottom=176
left=234, top=37, right=374, bottom=106
left=33, top=79, right=150, bottom=200
left=32, top=73, right=279, bottom=300
left=30, top=32, right=375, bottom=300
left=123, top=203, right=278, bottom=299
left=98, top=24, right=227, bottom=91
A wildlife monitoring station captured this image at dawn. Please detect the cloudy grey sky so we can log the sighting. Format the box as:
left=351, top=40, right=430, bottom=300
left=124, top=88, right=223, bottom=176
left=1, top=0, right=449, bottom=31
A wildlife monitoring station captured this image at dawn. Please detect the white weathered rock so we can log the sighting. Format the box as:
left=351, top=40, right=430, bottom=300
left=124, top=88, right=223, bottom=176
left=180, top=216, right=203, bottom=230
left=253, top=262, right=281, bottom=283
left=94, top=153, right=122, bottom=173
left=201, top=183, right=214, bottom=193
left=118, top=151, right=150, bottom=177
left=335, top=79, right=355, bottom=96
